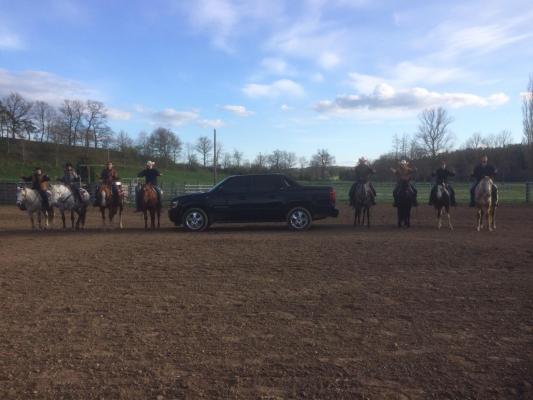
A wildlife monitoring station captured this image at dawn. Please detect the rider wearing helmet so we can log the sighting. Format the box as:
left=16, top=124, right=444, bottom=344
left=429, top=160, right=456, bottom=206
left=135, top=161, right=162, bottom=212
left=21, top=167, right=51, bottom=210
left=60, top=162, right=81, bottom=203
left=354, top=157, right=376, bottom=205
left=470, top=155, right=498, bottom=207
left=391, top=160, right=418, bottom=207
left=95, top=161, right=120, bottom=206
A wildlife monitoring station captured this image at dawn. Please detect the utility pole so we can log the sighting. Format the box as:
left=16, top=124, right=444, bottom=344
left=213, top=129, right=217, bottom=185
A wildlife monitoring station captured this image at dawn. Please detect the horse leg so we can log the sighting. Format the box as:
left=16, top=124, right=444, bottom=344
left=437, top=207, right=442, bottom=229
left=100, top=207, right=106, bottom=229
left=29, top=212, right=35, bottom=230
left=492, top=207, right=496, bottom=230
left=37, top=211, right=42, bottom=230
left=150, top=209, right=156, bottom=229
left=476, top=209, right=481, bottom=231
left=70, top=210, right=75, bottom=229
left=366, top=206, right=370, bottom=229
left=406, top=207, right=411, bottom=228
left=488, top=206, right=493, bottom=232
left=157, top=208, right=161, bottom=229
left=446, top=207, right=453, bottom=230
left=397, top=207, right=402, bottom=228
left=144, top=209, right=148, bottom=230
left=119, top=206, right=124, bottom=229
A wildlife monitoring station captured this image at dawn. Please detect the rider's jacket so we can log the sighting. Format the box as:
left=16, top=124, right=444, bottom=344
left=392, top=165, right=417, bottom=182
left=22, top=173, right=50, bottom=191
left=354, top=164, right=375, bottom=183
left=433, top=168, right=455, bottom=185
left=137, top=168, right=161, bottom=185
left=472, top=164, right=497, bottom=182
left=61, top=170, right=79, bottom=185
left=100, top=168, right=119, bottom=184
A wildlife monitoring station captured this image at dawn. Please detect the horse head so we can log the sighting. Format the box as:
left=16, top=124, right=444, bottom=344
left=16, top=186, right=26, bottom=210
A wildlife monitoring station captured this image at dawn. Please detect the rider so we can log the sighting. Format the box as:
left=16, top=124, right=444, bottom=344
left=429, top=160, right=457, bottom=206
left=60, top=162, right=81, bottom=203
left=21, top=167, right=51, bottom=210
left=135, top=160, right=162, bottom=212
left=391, top=160, right=418, bottom=207
left=353, top=157, right=376, bottom=205
left=470, top=154, right=498, bottom=207
left=95, top=161, right=120, bottom=206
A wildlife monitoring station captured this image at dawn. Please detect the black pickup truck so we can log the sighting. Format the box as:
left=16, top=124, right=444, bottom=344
left=168, top=174, right=339, bottom=231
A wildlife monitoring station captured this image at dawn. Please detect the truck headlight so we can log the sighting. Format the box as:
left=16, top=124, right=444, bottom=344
left=171, top=200, right=179, bottom=208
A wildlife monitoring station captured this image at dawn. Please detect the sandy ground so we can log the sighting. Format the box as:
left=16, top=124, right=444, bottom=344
left=1, top=203, right=532, bottom=399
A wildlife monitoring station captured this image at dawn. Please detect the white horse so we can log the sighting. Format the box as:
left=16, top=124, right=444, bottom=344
left=475, top=176, right=496, bottom=231
left=16, top=186, right=54, bottom=230
left=49, top=184, right=91, bottom=230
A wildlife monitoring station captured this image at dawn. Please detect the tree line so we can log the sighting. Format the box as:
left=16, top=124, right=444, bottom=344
left=2, top=73, right=532, bottom=181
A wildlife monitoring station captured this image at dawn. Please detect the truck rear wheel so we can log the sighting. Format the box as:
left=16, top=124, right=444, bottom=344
left=287, top=207, right=312, bottom=231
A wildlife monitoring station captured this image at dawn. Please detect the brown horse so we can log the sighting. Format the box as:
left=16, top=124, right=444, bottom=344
left=139, top=183, right=160, bottom=230
left=96, top=183, right=124, bottom=229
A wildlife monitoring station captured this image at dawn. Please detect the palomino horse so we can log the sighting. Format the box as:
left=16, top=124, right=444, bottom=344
left=475, top=176, right=496, bottom=231
left=396, top=181, right=415, bottom=228
left=49, top=184, right=90, bottom=230
left=433, top=183, right=453, bottom=230
left=96, top=182, right=124, bottom=229
left=139, top=183, right=161, bottom=230
left=349, top=182, right=374, bottom=228
left=16, top=186, right=54, bottom=230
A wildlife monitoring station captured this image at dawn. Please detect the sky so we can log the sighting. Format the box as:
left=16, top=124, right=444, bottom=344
left=1, top=0, right=532, bottom=165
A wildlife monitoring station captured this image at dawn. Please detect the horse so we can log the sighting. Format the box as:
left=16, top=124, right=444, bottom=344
left=475, top=176, right=496, bottom=231
left=433, top=183, right=453, bottom=230
left=396, top=180, right=415, bottom=228
left=138, top=183, right=161, bottom=230
left=349, top=182, right=374, bottom=228
left=95, top=182, right=124, bottom=229
left=16, top=186, right=54, bottom=230
left=48, top=184, right=90, bottom=230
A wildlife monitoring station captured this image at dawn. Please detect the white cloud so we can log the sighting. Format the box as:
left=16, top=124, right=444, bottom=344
left=280, top=104, right=291, bottom=111
left=151, top=108, right=199, bottom=127
left=310, top=72, right=324, bottom=83
left=315, top=83, right=509, bottom=116
left=0, top=31, right=24, bottom=50
left=198, top=118, right=224, bottom=128
left=0, top=69, right=97, bottom=105
left=318, top=52, right=341, bottom=69
left=107, top=108, right=132, bottom=121
left=222, top=104, right=254, bottom=116
left=260, top=57, right=292, bottom=75
left=242, top=79, right=304, bottom=98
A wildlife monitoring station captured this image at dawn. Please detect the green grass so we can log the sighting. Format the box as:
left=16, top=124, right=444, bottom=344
left=301, top=181, right=531, bottom=204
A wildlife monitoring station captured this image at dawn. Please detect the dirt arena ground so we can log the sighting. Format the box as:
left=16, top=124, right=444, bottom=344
left=1, top=203, right=532, bottom=399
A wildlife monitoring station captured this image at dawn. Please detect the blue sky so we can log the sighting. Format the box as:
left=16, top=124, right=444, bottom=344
left=1, top=0, right=532, bottom=165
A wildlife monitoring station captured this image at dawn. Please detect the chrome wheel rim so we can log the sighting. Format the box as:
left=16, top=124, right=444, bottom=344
left=185, top=211, right=205, bottom=230
left=290, top=210, right=309, bottom=229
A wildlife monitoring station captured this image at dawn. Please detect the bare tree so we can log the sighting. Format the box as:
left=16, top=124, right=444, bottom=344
left=253, top=152, right=267, bottom=169
left=84, top=100, right=107, bottom=148
left=311, top=149, right=335, bottom=179
left=298, top=156, right=308, bottom=169
left=114, top=130, right=133, bottom=152
left=195, top=136, right=213, bottom=167
left=3, top=92, right=33, bottom=139
left=148, top=127, right=182, bottom=165
left=268, top=149, right=285, bottom=170
left=523, top=74, right=533, bottom=148
left=416, top=107, right=454, bottom=158
left=464, top=132, right=484, bottom=149
left=232, top=149, right=244, bottom=167
left=185, top=143, right=199, bottom=168
left=284, top=151, right=297, bottom=169
left=32, top=101, right=56, bottom=142
left=222, top=152, right=233, bottom=169
left=60, top=99, right=85, bottom=146
left=0, top=100, right=8, bottom=138
left=495, top=129, right=513, bottom=147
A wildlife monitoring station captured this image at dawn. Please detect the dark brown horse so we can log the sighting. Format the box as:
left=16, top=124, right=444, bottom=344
left=96, top=183, right=124, bottom=229
left=139, top=183, right=160, bottom=230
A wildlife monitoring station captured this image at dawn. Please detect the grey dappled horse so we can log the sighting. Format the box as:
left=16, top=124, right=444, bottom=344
left=16, top=186, right=54, bottom=230
left=49, top=184, right=90, bottom=230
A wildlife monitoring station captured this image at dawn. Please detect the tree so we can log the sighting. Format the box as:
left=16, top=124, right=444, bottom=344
left=32, top=101, right=56, bottom=142
left=232, top=149, right=244, bottom=167
left=59, top=99, right=85, bottom=146
left=391, top=133, right=409, bottom=160
left=253, top=152, right=267, bottom=169
left=416, top=107, right=454, bottom=158
left=114, top=130, right=134, bottom=152
left=0, top=100, right=8, bottom=138
left=222, top=152, right=233, bottom=169
left=3, top=92, right=33, bottom=139
left=195, top=136, right=213, bottom=167
left=284, top=151, right=297, bottom=169
left=311, top=149, right=335, bottom=179
left=84, top=100, right=108, bottom=148
left=495, top=130, right=513, bottom=147
left=185, top=143, right=199, bottom=168
left=147, top=127, right=182, bottom=165
left=464, top=132, right=485, bottom=149
left=268, top=149, right=284, bottom=170
left=523, top=74, right=533, bottom=149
